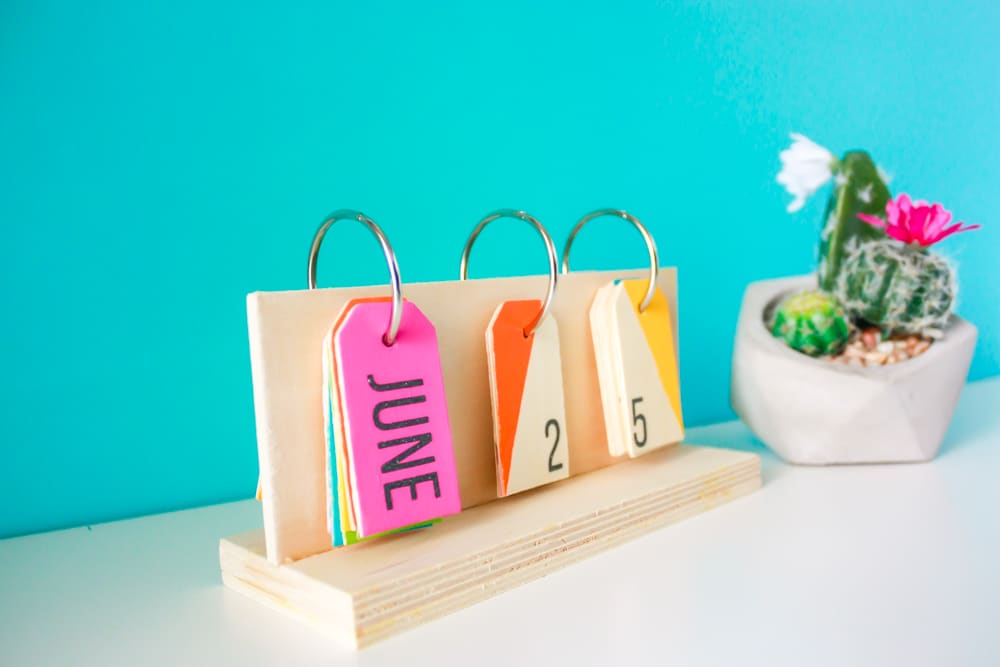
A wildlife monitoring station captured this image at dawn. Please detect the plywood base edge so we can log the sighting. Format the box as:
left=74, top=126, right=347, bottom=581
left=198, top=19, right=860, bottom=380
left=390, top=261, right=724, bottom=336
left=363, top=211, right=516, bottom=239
left=220, top=444, right=760, bottom=649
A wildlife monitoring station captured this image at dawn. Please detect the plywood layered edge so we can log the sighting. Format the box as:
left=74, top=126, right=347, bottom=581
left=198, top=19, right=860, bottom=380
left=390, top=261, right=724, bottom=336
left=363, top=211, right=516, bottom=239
left=221, top=444, right=761, bottom=648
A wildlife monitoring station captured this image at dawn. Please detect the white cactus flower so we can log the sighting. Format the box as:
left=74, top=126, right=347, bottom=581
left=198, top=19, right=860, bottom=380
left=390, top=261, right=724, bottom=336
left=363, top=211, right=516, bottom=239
left=777, top=133, right=837, bottom=213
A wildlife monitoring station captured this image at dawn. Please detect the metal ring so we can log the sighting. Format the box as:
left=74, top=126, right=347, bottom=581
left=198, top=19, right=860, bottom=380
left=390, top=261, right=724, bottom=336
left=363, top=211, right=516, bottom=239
left=459, top=209, right=559, bottom=337
left=307, top=209, right=403, bottom=346
left=561, top=208, right=659, bottom=313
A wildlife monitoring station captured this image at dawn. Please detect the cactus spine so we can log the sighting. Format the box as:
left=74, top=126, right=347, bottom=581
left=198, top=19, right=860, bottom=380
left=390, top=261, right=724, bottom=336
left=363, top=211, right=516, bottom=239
left=817, top=151, right=891, bottom=291
left=771, top=289, right=851, bottom=356
left=835, top=240, right=956, bottom=336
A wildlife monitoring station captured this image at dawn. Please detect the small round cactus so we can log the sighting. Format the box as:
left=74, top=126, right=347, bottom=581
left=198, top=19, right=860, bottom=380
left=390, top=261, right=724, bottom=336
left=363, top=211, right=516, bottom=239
left=771, top=289, right=851, bottom=356
left=835, top=239, right=956, bottom=336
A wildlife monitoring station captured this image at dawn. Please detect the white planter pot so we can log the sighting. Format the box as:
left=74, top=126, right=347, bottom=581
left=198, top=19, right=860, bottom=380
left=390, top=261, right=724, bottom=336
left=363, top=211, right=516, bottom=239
left=730, top=275, right=977, bottom=465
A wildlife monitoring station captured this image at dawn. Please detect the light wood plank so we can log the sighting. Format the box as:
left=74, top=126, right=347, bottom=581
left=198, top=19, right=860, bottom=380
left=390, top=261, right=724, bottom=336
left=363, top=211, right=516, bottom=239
left=221, top=443, right=760, bottom=648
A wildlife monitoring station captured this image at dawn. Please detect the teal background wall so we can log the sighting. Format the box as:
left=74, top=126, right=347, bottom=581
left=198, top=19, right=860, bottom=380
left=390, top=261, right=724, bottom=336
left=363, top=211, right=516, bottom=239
left=2, top=1, right=998, bottom=537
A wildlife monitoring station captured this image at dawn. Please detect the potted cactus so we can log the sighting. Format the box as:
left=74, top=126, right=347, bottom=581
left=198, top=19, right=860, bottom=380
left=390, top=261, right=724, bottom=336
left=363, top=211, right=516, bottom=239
left=731, top=134, right=981, bottom=464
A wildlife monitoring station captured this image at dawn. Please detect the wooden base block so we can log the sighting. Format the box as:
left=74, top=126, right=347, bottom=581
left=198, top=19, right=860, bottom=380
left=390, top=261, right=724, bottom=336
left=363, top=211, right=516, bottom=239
left=220, top=444, right=760, bottom=648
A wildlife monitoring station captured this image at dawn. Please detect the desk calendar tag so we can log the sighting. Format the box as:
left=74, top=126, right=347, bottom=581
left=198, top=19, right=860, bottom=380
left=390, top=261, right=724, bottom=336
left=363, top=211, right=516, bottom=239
left=322, top=297, right=380, bottom=545
left=592, top=279, right=683, bottom=457
left=486, top=300, right=570, bottom=497
left=589, top=283, right=627, bottom=456
left=322, top=298, right=440, bottom=545
left=322, top=337, right=344, bottom=542
left=334, top=299, right=461, bottom=537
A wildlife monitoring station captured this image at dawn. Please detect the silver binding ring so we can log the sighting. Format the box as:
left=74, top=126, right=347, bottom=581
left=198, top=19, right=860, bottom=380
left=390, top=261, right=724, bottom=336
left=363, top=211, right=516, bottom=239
left=307, top=209, right=403, bottom=346
left=459, top=209, right=559, bottom=337
left=561, top=208, right=659, bottom=313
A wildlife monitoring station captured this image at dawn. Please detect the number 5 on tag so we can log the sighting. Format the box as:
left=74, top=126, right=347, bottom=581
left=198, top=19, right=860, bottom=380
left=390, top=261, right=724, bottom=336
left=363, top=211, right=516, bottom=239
left=590, top=279, right=684, bottom=457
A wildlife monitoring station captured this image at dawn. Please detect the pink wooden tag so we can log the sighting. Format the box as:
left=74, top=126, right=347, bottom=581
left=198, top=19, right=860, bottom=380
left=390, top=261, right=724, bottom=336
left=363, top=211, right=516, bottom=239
left=335, top=300, right=462, bottom=536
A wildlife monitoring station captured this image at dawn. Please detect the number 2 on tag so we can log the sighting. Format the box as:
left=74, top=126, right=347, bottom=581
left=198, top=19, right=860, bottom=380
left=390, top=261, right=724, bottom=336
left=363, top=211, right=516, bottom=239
left=486, top=300, right=570, bottom=497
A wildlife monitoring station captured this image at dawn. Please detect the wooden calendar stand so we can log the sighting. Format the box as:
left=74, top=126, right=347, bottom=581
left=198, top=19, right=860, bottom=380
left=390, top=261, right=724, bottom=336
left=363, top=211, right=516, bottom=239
left=220, top=268, right=761, bottom=648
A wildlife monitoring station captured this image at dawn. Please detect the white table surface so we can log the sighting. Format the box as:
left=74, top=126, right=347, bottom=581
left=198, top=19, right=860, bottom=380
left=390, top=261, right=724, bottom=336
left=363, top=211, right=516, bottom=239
left=2, top=377, right=999, bottom=667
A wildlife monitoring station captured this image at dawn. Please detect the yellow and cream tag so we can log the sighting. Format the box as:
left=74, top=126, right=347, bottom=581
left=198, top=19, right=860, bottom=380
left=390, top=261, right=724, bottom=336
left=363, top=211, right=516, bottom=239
left=590, top=279, right=684, bottom=457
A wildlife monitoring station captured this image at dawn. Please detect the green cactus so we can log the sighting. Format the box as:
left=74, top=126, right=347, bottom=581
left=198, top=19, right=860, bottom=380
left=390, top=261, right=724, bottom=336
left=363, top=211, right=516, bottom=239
left=771, top=289, right=852, bottom=356
left=835, top=239, right=956, bottom=336
left=817, top=151, right=891, bottom=291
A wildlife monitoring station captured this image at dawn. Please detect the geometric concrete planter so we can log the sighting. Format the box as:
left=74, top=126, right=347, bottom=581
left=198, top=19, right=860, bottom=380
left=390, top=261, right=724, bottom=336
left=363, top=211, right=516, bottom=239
left=731, top=275, right=978, bottom=465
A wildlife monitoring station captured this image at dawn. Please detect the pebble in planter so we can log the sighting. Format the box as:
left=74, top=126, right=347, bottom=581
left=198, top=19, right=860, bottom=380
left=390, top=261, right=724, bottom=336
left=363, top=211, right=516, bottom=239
left=731, top=134, right=981, bottom=464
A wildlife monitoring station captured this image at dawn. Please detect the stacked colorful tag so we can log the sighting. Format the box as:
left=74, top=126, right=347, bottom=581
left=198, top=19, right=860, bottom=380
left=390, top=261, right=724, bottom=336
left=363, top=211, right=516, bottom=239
left=321, top=297, right=462, bottom=546
left=485, top=300, right=570, bottom=497
left=590, top=279, right=684, bottom=457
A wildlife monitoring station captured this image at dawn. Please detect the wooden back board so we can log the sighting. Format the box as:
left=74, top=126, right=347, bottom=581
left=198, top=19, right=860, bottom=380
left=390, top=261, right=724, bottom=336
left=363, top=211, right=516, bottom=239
left=248, top=268, right=680, bottom=564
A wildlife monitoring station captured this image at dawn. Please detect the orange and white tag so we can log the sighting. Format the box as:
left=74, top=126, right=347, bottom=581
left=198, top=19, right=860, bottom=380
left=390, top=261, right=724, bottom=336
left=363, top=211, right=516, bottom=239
left=485, top=300, right=570, bottom=497
left=590, top=279, right=683, bottom=457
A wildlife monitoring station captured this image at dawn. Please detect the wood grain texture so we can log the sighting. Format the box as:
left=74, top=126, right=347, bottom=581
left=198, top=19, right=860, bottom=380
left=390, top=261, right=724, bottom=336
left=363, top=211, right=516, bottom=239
left=248, top=268, right=679, bottom=564
left=221, top=443, right=761, bottom=648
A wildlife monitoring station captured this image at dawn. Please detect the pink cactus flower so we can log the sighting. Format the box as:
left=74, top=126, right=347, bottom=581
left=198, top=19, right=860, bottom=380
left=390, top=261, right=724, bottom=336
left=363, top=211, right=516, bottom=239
left=858, top=193, right=980, bottom=247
